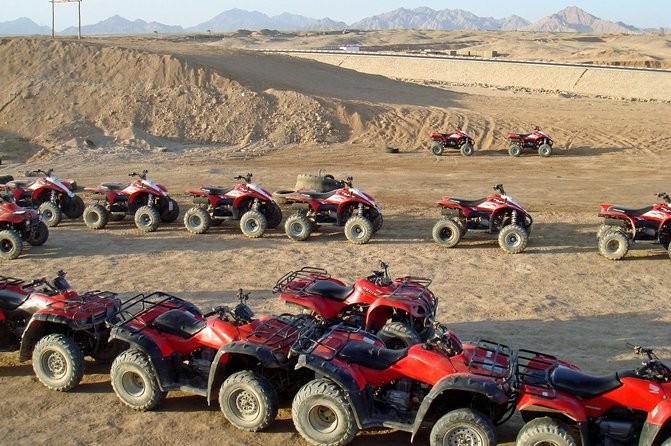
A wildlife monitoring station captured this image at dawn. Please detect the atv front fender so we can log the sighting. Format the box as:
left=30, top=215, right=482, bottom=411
left=639, top=399, right=671, bottom=445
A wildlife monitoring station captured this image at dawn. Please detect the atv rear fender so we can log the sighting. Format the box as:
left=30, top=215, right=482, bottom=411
left=279, top=294, right=343, bottom=320
left=516, top=389, right=587, bottom=423
left=410, top=373, right=510, bottom=442
left=365, top=297, right=433, bottom=333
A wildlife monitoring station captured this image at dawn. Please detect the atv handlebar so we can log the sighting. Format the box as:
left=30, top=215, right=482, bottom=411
left=367, top=261, right=391, bottom=286
left=656, top=192, right=671, bottom=204
left=29, top=168, right=54, bottom=177
left=129, top=170, right=149, bottom=180
left=234, top=173, right=253, bottom=183
left=494, top=184, right=506, bottom=195
left=628, top=343, right=671, bottom=383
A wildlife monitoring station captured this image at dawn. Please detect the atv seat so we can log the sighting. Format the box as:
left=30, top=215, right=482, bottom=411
left=152, top=309, right=206, bottom=339
left=449, top=197, right=487, bottom=207
left=0, top=290, right=29, bottom=311
left=305, top=281, right=353, bottom=301
left=99, top=182, right=127, bottom=192
left=6, top=180, right=34, bottom=188
left=338, top=343, right=408, bottom=370
left=201, top=186, right=232, bottom=196
left=550, top=366, right=622, bottom=399
left=299, top=190, right=338, bottom=200
left=607, top=205, right=653, bottom=217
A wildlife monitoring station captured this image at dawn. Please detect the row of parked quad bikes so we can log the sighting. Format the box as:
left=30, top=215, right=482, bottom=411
left=2, top=267, right=671, bottom=446
left=0, top=168, right=668, bottom=261
left=430, top=127, right=554, bottom=157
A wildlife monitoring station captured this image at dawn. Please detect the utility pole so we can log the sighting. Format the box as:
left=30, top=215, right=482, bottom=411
left=50, top=0, right=82, bottom=39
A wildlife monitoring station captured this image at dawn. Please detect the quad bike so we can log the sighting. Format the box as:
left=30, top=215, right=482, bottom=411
left=508, top=127, right=553, bottom=157
left=290, top=323, right=515, bottom=446
left=273, top=262, right=436, bottom=348
left=432, top=184, right=533, bottom=254
left=283, top=176, right=382, bottom=244
left=183, top=173, right=282, bottom=238
left=514, top=344, right=671, bottom=446
left=83, top=170, right=179, bottom=232
left=430, top=128, right=475, bottom=157
left=0, top=168, right=84, bottom=227
left=597, top=192, right=671, bottom=261
left=107, top=289, right=317, bottom=432
left=0, top=271, right=120, bottom=391
left=0, top=196, right=49, bottom=260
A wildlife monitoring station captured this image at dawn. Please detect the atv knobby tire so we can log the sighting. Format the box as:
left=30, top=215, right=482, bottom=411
left=431, top=141, right=445, bottom=156
left=27, top=221, right=49, bottom=246
left=62, top=195, right=85, bottom=219
left=184, top=206, right=211, bottom=234
left=265, top=202, right=283, bottom=229
left=83, top=204, right=109, bottom=230
left=134, top=205, right=160, bottom=232
left=538, top=143, right=553, bottom=157
left=598, top=230, right=629, bottom=260
left=516, top=417, right=578, bottom=446
left=219, top=370, right=279, bottom=432
left=111, top=349, right=165, bottom=411
left=285, top=213, right=312, bottom=241
left=460, top=142, right=474, bottom=156
left=295, top=174, right=332, bottom=193
left=376, top=322, right=422, bottom=349
left=509, top=143, right=522, bottom=157
left=344, top=215, right=374, bottom=244
left=39, top=201, right=63, bottom=227
left=371, top=213, right=384, bottom=233
left=432, top=218, right=462, bottom=248
left=292, top=378, right=357, bottom=446
left=32, top=333, right=84, bottom=392
left=271, top=190, right=294, bottom=205
left=498, top=224, right=529, bottom=254
left=160, top=198, right=180, bottom=223
left=430, top=408, right=496, bottom=446
left=0, top=229, right=23, bottom=260
left=240, top=210, right=268, bottom=238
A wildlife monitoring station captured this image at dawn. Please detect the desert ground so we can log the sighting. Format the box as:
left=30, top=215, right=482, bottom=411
left=1, top=30, right=671, bottom=445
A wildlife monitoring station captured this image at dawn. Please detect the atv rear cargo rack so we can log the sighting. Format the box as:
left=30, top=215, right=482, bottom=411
left=468, top=339, right=513, bottom=381
left=46, top=290, right=120, bottom=328
left=291, top=323, right=372, bottom=360
left=272, top=267, right=331, bottom=294
left=0, top=275, right=27, bottom=288
left=246, top=314, right=316, bottom=352
left=107, top=292, right=199, bottom=332
left=514, top=349, right=559, bottom=398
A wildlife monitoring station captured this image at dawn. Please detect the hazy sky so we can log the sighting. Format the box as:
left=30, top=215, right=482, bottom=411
left=2, top=0, right=669, bottom=29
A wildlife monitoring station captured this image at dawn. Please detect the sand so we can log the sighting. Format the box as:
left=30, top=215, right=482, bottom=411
left=0, top=31, right=670, bottom=445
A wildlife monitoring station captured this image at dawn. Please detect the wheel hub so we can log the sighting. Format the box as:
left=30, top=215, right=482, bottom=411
left=121, top=371, right=146, bottom=397
left=308, top=404, right=338, bottom=433
left=233, top=390, right=258, bottom=419
left=43, top=351, right=67, bottom=378
left=444, top=426, right=483, bottom=446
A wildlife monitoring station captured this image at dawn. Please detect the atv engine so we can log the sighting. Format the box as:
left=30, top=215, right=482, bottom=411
left=380, top=379, right=428, bottom=414
left=593, top=417, right=639, bottom=445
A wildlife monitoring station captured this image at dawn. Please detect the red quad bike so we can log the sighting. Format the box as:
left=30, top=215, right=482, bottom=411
left=514, top=345, right=671, bottom=446
left=430, top=128, right=475, bottom=157
left=273, top=262, right=436, bottom=348
left=283, top=176, right=383, bottom=245
left=107, top=290, right=317, bottom=432
left=0, top=168, right=84, bottom=227
left=0, top=196, right=49, bottom=260
left=0, top=271, right=120, bottom=391
left=83, top=169, right=180, bottom=232
left=433, top=184, right=533, bottom=254
left=183, top=173, right=282, bottom=238
left=596, top=192, right=671, bottom=261
left=290, top=324, right=515, bottom=446
left=508, top=127, right=554, bottom=157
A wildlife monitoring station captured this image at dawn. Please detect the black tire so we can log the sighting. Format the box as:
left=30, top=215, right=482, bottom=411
left=240, top=210, right=268, bottom=238
left=453, top=217, right=467, bottom=236
left=271, top=190, right=294, bottom=205
left=498, top=224, right=529, bottom=254
left=183, top=206, right=211, bottom=234
left=431, top=141, right=445, bottom=156
left=134, top=206, right=160, bottom=232
left=61, top=195, right=85, bottom=219
left=27, top=221, right=49, bottom=246
left=384, top=146, right=399, bottom=154
left=265, top=202, right=283, bottom=229
left=110, top=349, right=164, bottom=411
left=372, top=213, right=384, bottom=233
left=285, top=213, right=312, bottom=241
left=91, top=340, right=126, bottom=364
left=32, top=333, right=84, bottom=392
left=376, top=322, right=421, bottom=349
left=509, top=143, right=522, bottom=157
left=295, top=174, right=328, bottom=192
left=0, top=229, right=23, bottom=260
left=460, top=142, right=474, bottom=156
left=292, top=379, right=357, bottom=446
left=430, top=408, right=496, bottom=446
left=219, top=370, right=279, bottom=432
left=598, top=230, right=629, bottom=260
left=109, top=213, right=125, bottom=222
left=39, top=201, right=63, bottom=227
left=538, top=143, right=553, bottom=157
left=344, top=215, right=373, bottom=244
left=0, top=175, right=14, bottom=185
left=516, top=417, right=578, bottom=446
left=83, top=204, right=109, bottom=230
left=160, top=198, right=180, bottom=223
left=432, top=218, right=462, bottom=248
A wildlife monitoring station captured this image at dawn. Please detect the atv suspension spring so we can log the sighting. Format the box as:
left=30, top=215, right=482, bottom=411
left=357, top=203, right=364, bottom=216
left=252, top=198, right=260, bottom=211
left=50, top=190, right=56, bottom=202
left=511, top=210, right=518, bottom=226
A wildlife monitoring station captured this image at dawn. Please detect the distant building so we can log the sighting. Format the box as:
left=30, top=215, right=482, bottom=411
left=339, top=46, right=360, bottom=52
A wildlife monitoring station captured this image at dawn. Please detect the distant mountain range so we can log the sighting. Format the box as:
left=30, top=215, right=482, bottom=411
left=0, top=6, right=661, bottom=36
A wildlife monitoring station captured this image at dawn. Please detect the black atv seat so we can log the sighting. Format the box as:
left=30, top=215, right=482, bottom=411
left=0, top=289, right=29, bottom=311
left=201, top=186, right=232, bottom=195
left=299, top=190, right=338, bottom=200
left=338, top=343, right=408, bottom=370
left=550, top=366, right=622, bottom=399
left=450, top=197, right=487, bottom=207
left=99, top=182, right=128, bottom=192
left=607, top=205, right=653, bottom=217
left=152, top=309, right=206, bottom=339
left=305, top=281, right=353, bottom=301
left=6, top=180, right=34, bottom=188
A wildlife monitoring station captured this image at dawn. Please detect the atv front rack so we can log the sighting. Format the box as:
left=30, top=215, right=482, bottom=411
left=514, top=349, right=559, bottom=398
left=108, top=292, right=200, bottom=332
left=272, top=267, right=331, bottom=294
left=468, top=340, right=513, bottom=381
left=246, top=314, right=317, bottom=353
